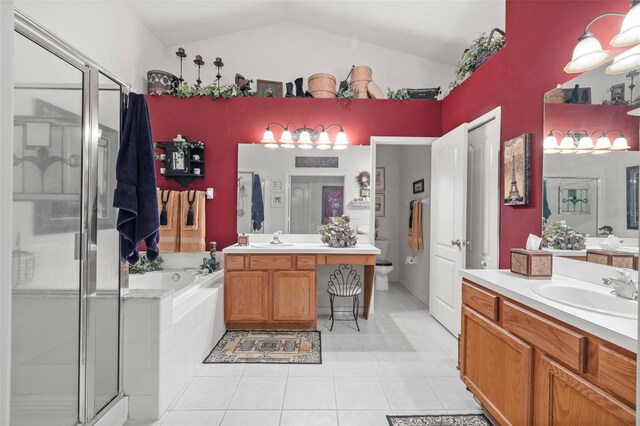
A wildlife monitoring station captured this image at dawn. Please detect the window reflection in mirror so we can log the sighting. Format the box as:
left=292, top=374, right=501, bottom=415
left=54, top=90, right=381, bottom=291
left=543, top=60, right=640, bottom=270
left=237, top=145, right=371, bottom=236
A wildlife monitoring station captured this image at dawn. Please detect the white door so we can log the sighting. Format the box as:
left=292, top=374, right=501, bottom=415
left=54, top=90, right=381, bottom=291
left=466, top=117, right=500, bottom=269
left=429, top=123, right=468, bottom=336
left=289, top=183, right=310, bottom=233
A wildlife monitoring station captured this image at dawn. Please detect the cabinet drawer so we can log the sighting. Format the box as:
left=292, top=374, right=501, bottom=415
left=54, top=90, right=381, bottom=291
left=296, top=255, right=316, bottom=270
left=502, top=301, right=586, bottom=372
left=225, top=255, right=246, bottom=270
left=462, top=281, right=499, bottom=321
left=321, top=254, right=375, bottom=265
left=598, top=346, right=637, bottom=406
left=249, top=255, right=293, bottom=270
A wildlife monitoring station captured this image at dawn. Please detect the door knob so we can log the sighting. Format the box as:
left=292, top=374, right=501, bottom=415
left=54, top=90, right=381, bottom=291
left=451, top=239, right=462, bottom=248
left=481, top=260, right=487, bottom=268
left=462, top=240, right=471, bottom=247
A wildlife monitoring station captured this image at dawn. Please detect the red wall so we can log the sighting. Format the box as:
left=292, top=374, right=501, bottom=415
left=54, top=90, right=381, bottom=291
left=544, top=103, right=639, bottom=150
left=442, top=0, right=631, bottom=267
left=146, top=96, right=442, bottom=248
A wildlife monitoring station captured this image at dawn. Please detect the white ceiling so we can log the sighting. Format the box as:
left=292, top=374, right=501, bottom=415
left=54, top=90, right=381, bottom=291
left=125, top=0, right=505, bottom=65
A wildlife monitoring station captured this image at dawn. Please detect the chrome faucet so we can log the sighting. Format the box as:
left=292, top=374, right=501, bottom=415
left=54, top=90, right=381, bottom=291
left=271, top=230, right=283, bottom=245
left=602, top=276, right=638, bottom=300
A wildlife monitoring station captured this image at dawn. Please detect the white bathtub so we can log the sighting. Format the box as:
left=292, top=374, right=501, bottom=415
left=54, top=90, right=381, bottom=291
left=124, top=268, right=225, bottom=420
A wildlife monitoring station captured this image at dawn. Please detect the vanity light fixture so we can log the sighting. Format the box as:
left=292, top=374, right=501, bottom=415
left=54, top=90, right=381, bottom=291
left=544, top=129, right=628, bottom=154
left=611, top=132, right=631, bottom=150
left=565, top=33, right=614, bottom=73
left=559, top=133, right=578, bottom=154
left=575, top=132, right=595, bottom=153
left=611, top=0, right=640, bottom=47
left=606, top=44, right=640, bottom=74
left=259, top=122, right=350, bottom=149
left=543, top=129, right=563, bottom=154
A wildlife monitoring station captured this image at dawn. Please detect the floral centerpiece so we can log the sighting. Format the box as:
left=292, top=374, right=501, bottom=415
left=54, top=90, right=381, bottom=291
left=319, top=216, right=358, bottom=248
left=542, top=220, right=586, bottom=250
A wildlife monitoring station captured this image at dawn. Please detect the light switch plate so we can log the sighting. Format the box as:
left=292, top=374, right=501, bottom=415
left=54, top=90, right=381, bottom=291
left=206, top=188, right=214, bottom=199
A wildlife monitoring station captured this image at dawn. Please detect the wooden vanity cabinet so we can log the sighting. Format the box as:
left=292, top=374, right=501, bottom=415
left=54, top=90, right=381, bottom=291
left=460, top=280, right=636, bottom=426
left=224, top=254, right=317, bottom=329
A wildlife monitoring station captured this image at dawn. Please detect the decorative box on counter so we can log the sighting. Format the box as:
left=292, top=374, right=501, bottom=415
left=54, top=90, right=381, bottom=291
left=586, top=249, right=636, bottom=270
left=510, top=249, right=553, bottom=279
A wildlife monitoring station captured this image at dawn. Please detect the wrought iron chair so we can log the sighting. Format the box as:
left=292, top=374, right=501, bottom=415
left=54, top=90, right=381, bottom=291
left=327, top=264, right=362, bottom=331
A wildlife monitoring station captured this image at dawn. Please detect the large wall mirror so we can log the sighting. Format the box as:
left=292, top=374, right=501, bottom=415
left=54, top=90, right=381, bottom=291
left=237, top=145, right=371, bottom=237
left=543, top=61, right=640, bottom=269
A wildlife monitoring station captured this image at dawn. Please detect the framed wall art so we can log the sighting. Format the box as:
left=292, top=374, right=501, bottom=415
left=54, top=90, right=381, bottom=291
left=413, top=178, right=425, bottom=194
left=376, top=167, right=385, bottom=192
left=503, top=133, right=531, bottom=206
left=375, top=193, right=385, bottom=217
left=256, top=79, right=283, bottom=97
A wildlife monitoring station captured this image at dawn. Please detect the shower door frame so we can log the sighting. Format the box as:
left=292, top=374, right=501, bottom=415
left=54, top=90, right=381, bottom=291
left=14, top=9, right=128, bottom=425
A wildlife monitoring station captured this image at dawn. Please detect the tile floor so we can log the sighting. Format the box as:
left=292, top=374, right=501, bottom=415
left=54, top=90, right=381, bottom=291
left=125, top=282, right=482, bottom=426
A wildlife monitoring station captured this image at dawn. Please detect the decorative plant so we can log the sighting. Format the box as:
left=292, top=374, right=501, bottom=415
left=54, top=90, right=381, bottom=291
left=129, top=254, right=164, bottom=275
left=153, top=81, right=257, bottom=100
left=319, top=216, right=358, bottom=248
left=542, top=220, right=586, bottom=250
left=387, top=88, right=410, bottom=100
left=356, top=171, right=370, bottom=188
left=337, top=87, right=357, bottom=99
left=446, top=30, right=506, bottom=95
left=200, top=256, right=220, bottom=273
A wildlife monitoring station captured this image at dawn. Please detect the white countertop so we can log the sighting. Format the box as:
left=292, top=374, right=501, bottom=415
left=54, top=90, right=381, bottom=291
left=460, top=269, right=638, bottom=353
left=543, top=246, right=639, bottom=257
left=223, top=242, right=381, bottom=255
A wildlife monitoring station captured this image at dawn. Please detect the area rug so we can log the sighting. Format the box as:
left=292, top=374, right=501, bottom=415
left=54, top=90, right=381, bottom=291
left=387, top=414, right=492, bottom=426
left=204, top=330, right=321, bottom=364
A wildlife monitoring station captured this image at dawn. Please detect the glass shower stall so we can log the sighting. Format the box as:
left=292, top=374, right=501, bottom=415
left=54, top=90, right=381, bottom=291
left=10, top=10, right=126, bottom=425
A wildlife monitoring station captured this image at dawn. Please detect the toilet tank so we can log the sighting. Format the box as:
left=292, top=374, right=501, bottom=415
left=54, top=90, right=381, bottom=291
left=375, top=239, right=389, bottom=258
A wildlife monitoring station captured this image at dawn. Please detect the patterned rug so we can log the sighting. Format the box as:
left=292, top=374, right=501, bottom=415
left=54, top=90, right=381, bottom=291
left=204, top=330, right=321, bottom=364
left=387, top=414, right=492, bottom=426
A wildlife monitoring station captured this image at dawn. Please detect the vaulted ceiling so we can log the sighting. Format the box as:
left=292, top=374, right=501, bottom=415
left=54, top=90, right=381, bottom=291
left=125, top=0, right=505, bottom=65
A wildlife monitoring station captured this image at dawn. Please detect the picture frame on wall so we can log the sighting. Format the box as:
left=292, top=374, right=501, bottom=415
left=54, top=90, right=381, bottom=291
left=376, top=167, right=386, bottom=192
left=610, top=83, right=626, bottom=104
left=375, top=193, right=385, bottom=217
left=626, top=166, right=639, bottom=230
left=271, top=179, right=283, bottom=192
left=271, top=193, right=284, bottom=208
left=413, top=178, right=425, bottom=194
left=503, top=133, right=531, bottom=206
left=562, top=87, right=591, bottom=104
left=256, top=79, right=283, bottom=97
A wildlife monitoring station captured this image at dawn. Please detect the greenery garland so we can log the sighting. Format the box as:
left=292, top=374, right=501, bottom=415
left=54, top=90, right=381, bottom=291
left=387, top=88, right=410, bottom=100
left=151, top=82, right=257, bottom=100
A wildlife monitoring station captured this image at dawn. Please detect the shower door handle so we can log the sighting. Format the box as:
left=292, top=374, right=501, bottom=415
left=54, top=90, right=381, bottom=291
left=74, top=232, right=82, bottom=260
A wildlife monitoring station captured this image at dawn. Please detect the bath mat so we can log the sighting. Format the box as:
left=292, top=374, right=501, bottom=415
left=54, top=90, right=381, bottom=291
left=387, top=414, right=492, bottom=426
left=204, top=330, right=321, bottom=364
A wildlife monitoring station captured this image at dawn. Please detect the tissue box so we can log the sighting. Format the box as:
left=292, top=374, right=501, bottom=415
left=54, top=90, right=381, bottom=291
left=510, top=249, right=552, bottom=279
left=586, top=250, right=636, bottom=269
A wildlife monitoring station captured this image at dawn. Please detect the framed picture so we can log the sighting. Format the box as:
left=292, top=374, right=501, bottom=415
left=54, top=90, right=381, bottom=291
left=256, top=79, right=283, bottom=97
left=413, top=178, right=425, bottom=194
left=562, top=87, right=591, bottom=104
left=360, top=188, right=370, bottom=198
left=271, top=179, right=283, bottom=192
left=503, top=133, right=531, bottom=206
left=376, top=167, right=386, bottom=192
left=611, top=83, right=626, bottom=104
left=627, top=166, right=639, bottom=230
left=375, top=193, right=385, bottom=217
left=271, top=193, right=284, bottom=208
left=321, top=186, right=344, bottom=224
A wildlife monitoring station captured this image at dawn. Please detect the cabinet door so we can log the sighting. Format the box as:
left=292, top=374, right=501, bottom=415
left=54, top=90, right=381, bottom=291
left=536, top=355, right=635, bottom=426
left=460, top=306, right=533, bottom=425
left=225, top=271, right=269, bottom=322
left=272, top=271, right=316, bottom=322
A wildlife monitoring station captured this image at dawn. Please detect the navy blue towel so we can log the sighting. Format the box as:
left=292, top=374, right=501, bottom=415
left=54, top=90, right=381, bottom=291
left=542, top=179, right=552, bottom=220
left=113, top=93, right=160, bottom=264
left=251, top=174, right=264, bottom=231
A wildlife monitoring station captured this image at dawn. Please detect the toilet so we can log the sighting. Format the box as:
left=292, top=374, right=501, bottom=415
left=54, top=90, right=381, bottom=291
left=374, top=239, right=393, bottom=291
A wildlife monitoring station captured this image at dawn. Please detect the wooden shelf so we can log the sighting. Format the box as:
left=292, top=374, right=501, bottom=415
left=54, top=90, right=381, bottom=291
left=155, top=140, right=205, bottom=187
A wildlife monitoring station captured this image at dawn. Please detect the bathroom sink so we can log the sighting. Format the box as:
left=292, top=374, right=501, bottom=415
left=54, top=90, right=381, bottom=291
left=250, top=243, right=295, bottom=248
left=531, top=283, right=637, bottom=319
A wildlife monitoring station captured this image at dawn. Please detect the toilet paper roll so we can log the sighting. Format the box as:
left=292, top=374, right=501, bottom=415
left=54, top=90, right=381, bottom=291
left=405, top=256, right=416, bottom=265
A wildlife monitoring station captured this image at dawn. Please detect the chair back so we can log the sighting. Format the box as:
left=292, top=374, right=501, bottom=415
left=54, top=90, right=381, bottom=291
left=327, top=264, right=362, bottom=296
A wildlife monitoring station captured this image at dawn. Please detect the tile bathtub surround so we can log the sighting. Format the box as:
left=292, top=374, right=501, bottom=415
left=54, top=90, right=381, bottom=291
left=124, top=282, right=481, bottom=426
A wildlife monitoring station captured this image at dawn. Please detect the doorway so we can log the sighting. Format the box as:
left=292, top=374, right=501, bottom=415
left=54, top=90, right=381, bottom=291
left=429, top=108, right=501, bottom=336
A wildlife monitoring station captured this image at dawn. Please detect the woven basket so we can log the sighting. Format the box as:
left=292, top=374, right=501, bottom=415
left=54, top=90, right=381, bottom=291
left=308, top=73, right=337, bottom=98
left=474, top=28, right=505, bottom=70
left=352, top=66, right=372, bottom=82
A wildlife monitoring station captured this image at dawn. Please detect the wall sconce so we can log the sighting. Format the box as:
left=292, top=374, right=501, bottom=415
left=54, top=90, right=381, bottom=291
left=260, top=122, right=349, bottom=150
left=544, top=128, right=630, bottom=154
left=566, top=1, right=640, bottom=74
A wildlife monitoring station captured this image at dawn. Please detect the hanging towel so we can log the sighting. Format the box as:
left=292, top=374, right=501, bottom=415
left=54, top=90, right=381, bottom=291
left=180, top=190, right=206, bottom=252
left=113, top=93, right=159, bottom=264
left=542, top=180, right=552, bottom=220
left=157, top=189, right=180, bottom=252
left=408, top=200, right=424, bottom=252
left=251, top=174, right=264, bottom=231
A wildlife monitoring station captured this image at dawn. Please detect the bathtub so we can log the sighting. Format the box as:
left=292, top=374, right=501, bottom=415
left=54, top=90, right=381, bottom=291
left=124, top=268, right=225, bottom=420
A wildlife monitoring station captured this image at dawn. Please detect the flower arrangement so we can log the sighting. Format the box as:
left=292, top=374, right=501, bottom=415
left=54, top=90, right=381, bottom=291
left=166, top=81, right=256, bottom=100
left=319, top=216, right=358, bottom=248
left=356, top=171, right=370, bottom=188
left=542, top=220, right=586, bottom=250
left=129, top=255, right=164, bottom=275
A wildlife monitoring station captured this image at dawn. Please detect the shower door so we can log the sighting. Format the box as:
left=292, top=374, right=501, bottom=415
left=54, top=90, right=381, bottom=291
left=11, top=12, right=124, bottom=425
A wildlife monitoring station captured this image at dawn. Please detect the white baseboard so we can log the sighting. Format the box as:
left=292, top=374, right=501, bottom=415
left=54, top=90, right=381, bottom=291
left=397, top=279, right=429, bottom=307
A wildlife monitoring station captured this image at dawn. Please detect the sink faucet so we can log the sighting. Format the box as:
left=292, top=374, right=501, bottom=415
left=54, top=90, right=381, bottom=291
left=602, top=277, right=638, bottom=300
left=271, top=231, right=283, bottom=245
